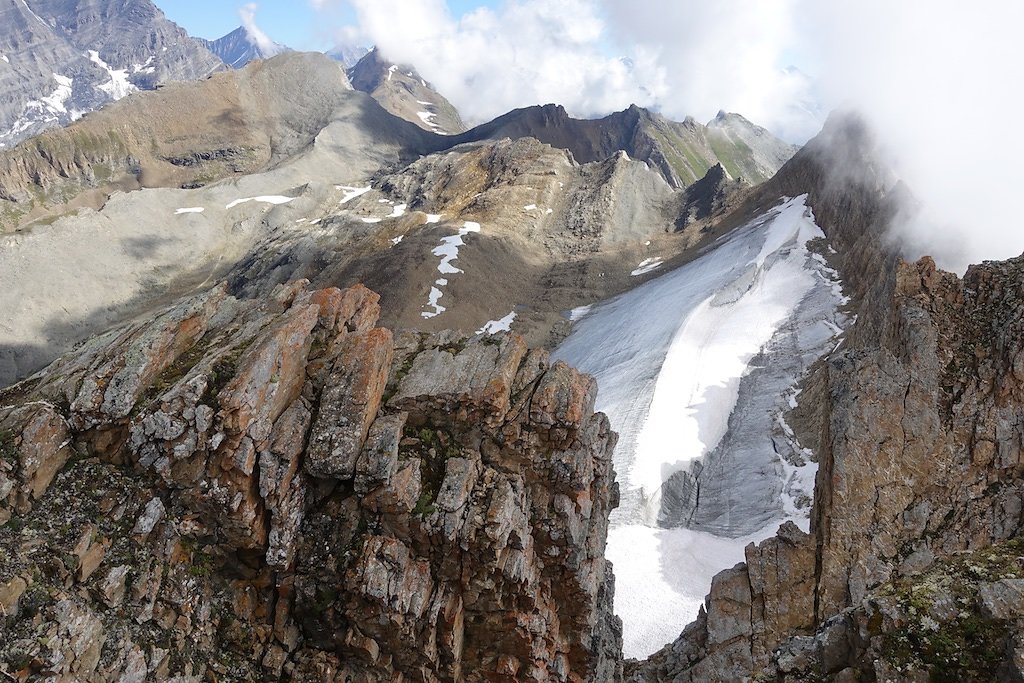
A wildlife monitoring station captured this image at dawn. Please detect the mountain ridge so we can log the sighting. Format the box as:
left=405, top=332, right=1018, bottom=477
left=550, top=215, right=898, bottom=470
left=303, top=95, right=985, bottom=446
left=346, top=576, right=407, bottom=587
left=0, top=0, right=224, bottom=148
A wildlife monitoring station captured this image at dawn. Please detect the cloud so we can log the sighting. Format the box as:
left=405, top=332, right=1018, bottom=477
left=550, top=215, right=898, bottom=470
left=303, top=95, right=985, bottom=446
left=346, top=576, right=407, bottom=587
left=347, top=0, right=653, bottom=124
left=238, top=3, right=284, bottom=57
left=800, top=0, right=1024, bottom=272
left=342, top=0, right=1024, bottom=271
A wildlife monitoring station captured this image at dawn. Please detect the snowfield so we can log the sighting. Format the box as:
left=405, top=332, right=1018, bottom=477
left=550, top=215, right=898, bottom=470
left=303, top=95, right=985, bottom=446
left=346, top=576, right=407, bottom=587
left=421, top=222, right=482, bottom=318
left=554, top=195, right=849, bottom=658
left=87, top=50, right=137, bottom=101
left=631, top=257, right=664, bottom=276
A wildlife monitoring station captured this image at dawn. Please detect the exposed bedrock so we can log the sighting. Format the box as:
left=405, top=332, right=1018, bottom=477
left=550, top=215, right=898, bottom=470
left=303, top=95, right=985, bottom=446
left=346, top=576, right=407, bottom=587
left=0, top=281, right=622, bottom=681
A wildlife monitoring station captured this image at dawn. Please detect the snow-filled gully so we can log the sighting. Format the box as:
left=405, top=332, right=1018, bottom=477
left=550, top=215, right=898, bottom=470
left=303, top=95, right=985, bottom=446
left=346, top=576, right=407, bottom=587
left=553, top=195, right=849, bottom=658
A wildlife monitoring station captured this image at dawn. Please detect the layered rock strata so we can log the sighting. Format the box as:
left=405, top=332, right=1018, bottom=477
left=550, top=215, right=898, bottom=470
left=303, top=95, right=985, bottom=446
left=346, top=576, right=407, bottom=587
left=0, top=281, right=622, bottom=681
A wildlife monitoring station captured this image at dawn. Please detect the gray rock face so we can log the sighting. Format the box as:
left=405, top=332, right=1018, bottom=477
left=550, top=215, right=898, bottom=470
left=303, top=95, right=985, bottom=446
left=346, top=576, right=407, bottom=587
left=0, top=0, right=223, bottom=148
left=327, top=43, right=370, bottom=68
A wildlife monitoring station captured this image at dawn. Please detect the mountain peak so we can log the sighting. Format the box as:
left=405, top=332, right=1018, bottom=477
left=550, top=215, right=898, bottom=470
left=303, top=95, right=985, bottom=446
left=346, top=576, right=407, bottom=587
left=200, top=26, right=289, bottom=70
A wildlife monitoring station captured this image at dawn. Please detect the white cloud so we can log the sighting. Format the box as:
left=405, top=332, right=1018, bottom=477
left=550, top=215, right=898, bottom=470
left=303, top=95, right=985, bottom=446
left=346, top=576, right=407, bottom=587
left=239, top=3, right=284, bottom=57
left=800, top=0, right=1024, bottom=272
left=347, top=0, right=653, bottom=124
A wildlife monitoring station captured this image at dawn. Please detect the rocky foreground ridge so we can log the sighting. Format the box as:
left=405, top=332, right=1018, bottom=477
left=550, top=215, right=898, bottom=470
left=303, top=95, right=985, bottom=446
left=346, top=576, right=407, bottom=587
left=629, top=118, right=1024, bottom=682
left=0, top=281, right=622, bottom=681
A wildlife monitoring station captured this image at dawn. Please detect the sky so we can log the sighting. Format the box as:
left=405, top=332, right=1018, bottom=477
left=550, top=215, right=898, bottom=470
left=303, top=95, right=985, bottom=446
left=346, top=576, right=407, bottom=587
left=153, top=0, right=1024, bottom=271
left=152, top=0, right=498, bottom=51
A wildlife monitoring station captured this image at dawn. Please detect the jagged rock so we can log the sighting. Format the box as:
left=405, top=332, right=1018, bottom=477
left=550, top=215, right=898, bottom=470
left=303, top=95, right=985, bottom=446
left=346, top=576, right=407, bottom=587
left=306, top=328, right=393, bottom=478
left=0, top=402, right=72, bottom=516
left=353, top=412, right=406, bottom=495
left=131, top=497, right=164, bottom=538
left=0, top=281, right=622, bottom=681
left=389, top=332, right=527, bottom=426
left=979, top=579, right=1024, bottom=620
left=0, top=575, right=27, bottom=616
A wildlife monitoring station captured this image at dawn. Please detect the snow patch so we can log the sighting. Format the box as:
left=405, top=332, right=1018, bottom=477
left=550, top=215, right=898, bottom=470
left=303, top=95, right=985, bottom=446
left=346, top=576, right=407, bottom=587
left=87, top=50, right=137, bottom=101
left=425, top=214, right=442, bottom=223
left=174, top=207, right=205, bottom=215
left=225, top=195, right=295, bottom=209
left=388, top=203, right=407, bottom=218
left=132, top=56, right=156, bottom=74
left=609, top=521, right=785, bottom=659
left=417, top=111, right=439, bottom=128
left=630, top=258, right=663, bottom=276
left=390, top=235, right=404, bottom=246
left=0, top=73, right=78, bottom=146
left=337, top=185, right=371, bottom=204
left=387, top=64, right=397, bottom=81
left=523, top=204, right=537, bottom=211
left=421, top=221, right=482, bottom=317
left=361, top=217, right=382, bottom=224
left=477, top=311, right=516, bottom=335
left=568, top=305, right=592, bottom=322
left=1, top=55, right=9, bottom=64
left=422, top=287, right=446, bottom=318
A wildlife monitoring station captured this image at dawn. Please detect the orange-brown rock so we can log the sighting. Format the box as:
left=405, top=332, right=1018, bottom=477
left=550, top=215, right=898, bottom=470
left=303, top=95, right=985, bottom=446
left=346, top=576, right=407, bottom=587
left=0, top=281, right=623, bottom=682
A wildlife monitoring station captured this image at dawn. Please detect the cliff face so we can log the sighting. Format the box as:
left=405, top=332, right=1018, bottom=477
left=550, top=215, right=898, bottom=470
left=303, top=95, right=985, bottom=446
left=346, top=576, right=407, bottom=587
left=0, top=281, right=622, bottom=681
left=629, top=116, right=1024, bottom=681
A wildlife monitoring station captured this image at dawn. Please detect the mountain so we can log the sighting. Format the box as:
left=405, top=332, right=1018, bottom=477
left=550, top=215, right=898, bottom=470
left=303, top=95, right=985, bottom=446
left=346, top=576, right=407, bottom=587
left=347, top=47, right=465, bottom=134
left=0, top=51, right=441, bottom=383
left=454, top=103, right=799, bottom=189
left=0, top=0, right=224, bottom=149
left=200, top=25, right=288, bottom=69
left=627, top=113, right=1024, bottom=681
left=1, top=44, right=1022, bottom=681
left=327, top=43, right=370, bottom=68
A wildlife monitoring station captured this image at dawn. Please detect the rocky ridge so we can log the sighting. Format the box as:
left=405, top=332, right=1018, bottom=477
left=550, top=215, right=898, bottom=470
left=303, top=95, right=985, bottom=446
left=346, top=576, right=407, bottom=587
left=454, top=103, right=798, bottom=189
left=628, top=115, right=1024, bottom=681
left=0, top=279, right=622, bottom=681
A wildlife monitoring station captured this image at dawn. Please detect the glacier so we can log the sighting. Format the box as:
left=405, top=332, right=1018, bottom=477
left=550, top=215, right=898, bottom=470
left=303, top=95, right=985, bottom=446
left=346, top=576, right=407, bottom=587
left=553, top=195, right=849, bottom=658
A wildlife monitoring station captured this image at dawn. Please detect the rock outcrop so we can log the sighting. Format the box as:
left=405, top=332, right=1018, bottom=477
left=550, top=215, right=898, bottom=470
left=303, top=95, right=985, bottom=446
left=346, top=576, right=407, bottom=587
left=0, top=280, right=622, bottom=681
